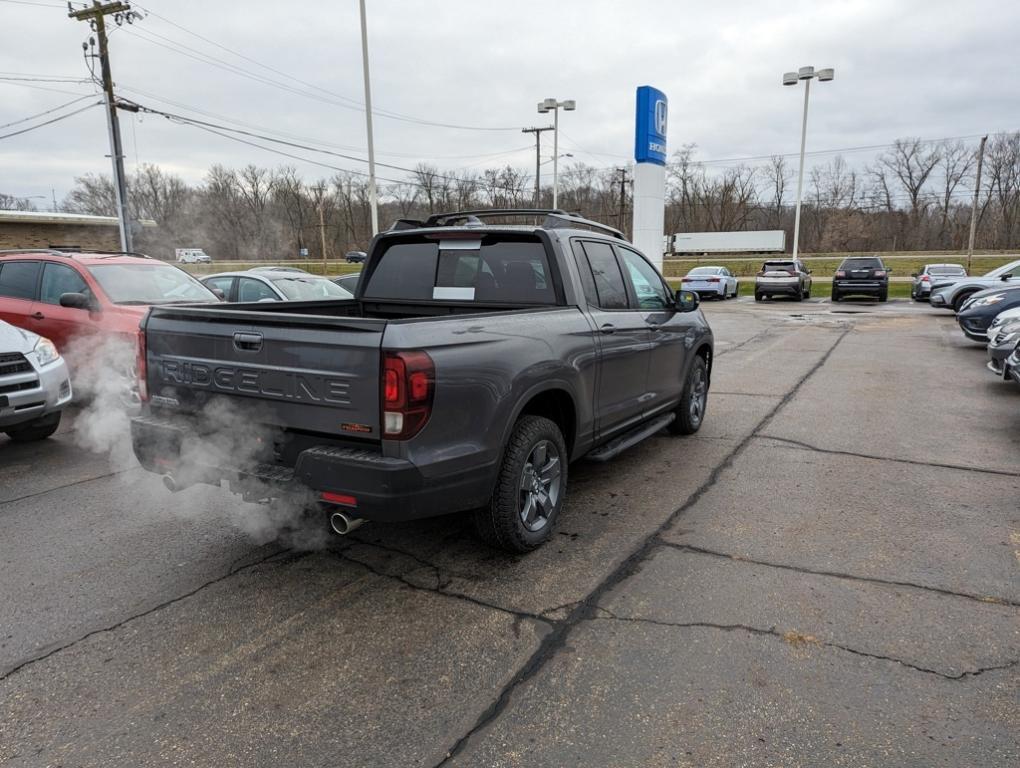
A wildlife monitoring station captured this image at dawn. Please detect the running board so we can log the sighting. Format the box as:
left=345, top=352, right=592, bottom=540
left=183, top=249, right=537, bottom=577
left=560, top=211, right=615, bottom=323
left=585, top=413, right=675, bottom=462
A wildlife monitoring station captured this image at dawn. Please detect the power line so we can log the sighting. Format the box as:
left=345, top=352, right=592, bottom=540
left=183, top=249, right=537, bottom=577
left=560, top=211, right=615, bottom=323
left=0, top=101, right=101, bottom=140
left=0, top=94, right=97, bottom=130
left=116, top=84, right=530, bottom=162
left=0, top=0, right=67, bottom=8
left=128, top=99, right=534, bottom=186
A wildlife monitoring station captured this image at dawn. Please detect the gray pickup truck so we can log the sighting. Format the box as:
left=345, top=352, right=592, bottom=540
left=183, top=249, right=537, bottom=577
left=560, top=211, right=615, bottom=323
left=130, top=210, right=714, bottom=552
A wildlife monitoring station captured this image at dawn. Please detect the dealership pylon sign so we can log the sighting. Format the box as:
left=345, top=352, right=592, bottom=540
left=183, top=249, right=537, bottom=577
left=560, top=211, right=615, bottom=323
left=632, top=85, right=668, bottom=271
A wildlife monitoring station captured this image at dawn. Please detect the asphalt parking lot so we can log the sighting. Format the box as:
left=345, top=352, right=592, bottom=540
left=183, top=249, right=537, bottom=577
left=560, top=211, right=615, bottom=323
left=1, top=298, right=1017, bottom=767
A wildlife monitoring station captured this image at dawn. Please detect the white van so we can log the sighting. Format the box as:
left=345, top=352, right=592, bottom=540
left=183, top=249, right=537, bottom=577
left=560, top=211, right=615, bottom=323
left=175, top=248, right=211, bottom=264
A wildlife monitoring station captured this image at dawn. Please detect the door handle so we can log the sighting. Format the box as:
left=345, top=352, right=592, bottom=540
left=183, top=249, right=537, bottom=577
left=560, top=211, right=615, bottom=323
left=600, top=323, right=615, bottom=335
left=647, top=323, right=662, bottom=332
left=31, top=312, right=45, bottom=320
left=232, top=331, right=263, bottom=352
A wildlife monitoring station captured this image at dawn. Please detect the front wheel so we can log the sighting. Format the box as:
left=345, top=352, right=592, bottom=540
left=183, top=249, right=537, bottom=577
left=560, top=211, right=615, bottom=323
left=668, top=356, right=708, bottom=436
left=473, top=415, right=567, bottom=553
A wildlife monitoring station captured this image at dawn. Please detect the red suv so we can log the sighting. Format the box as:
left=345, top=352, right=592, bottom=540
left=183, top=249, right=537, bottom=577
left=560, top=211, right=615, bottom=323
left=0, top=249, right=218, bottom=388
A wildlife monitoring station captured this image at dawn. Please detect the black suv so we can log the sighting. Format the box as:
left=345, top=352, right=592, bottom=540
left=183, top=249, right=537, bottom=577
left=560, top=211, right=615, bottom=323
left=832, top=256, right=889, bottom=302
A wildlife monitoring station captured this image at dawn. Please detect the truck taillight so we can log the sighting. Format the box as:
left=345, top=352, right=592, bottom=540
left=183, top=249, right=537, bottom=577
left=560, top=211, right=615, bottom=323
left=835, top=270, right=846, bottom=278
left=135, top=331, right=149, bottom=402
left=874, top=270, right=887, bottom=277
left=382, top=350, right=434, bottom=439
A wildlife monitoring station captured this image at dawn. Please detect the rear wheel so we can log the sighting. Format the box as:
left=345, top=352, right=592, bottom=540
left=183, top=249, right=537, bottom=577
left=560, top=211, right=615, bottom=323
left=473, top=415, right=567, bottom=553
left=754, top=292, right=763, bottom=302
left=832, top=291, right=841, bottom=302
left=793, top=289, right=803, bottom=302
left=4, top=412, right=61, bottom=442
left=879, top=290, right=888, bottom=302
left=668, top=356, right=708, bottom=436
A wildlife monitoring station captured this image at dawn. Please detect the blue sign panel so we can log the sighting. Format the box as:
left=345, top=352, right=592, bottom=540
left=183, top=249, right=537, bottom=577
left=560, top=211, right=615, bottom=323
left=634, top=85, right=668, bottom=165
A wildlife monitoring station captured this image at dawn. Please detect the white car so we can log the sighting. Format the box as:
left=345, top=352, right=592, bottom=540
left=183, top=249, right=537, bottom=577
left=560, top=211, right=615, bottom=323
left=0, top=320, right=72, bottom=442
left=681, top=266, right=739, bottom=299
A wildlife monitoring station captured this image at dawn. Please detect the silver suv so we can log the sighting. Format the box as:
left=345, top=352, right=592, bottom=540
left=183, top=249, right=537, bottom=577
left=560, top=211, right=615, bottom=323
left=754, top=259, right=812, bottom=302
left=0, top=320, right=72, bottom=442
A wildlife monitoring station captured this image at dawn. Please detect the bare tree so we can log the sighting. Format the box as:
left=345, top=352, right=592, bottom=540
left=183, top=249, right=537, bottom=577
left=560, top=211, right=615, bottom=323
left=0, top=193, right=38, bottom=211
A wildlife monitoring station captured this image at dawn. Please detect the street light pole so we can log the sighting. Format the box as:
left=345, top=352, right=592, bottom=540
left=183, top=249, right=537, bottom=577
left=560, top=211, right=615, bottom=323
left=537, top=98, right=575, bottom=209
left=783, top=66, right=833, bottom=260
left=358, top=0, right=378, bottom=236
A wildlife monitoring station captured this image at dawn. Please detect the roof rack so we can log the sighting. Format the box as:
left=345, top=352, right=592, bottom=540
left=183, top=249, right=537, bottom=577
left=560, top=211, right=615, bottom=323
left=388, top=208, right=627, bottom=241
left=0, top=248, right=152, bottom=259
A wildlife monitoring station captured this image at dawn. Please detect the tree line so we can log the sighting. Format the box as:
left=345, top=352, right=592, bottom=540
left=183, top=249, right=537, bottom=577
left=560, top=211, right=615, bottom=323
left=3, top=132, right=1018, bottom=260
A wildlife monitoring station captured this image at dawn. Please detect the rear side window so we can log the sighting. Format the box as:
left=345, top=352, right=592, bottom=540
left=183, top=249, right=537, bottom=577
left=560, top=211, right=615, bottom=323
left=841, top=258, right=883, bottom=269
left=40, top=262, right=88, bottom=305
left=0, top=261, right=41, bottom=300
left=237, top=277, right=279, bottom=302
left=364, top=236, right=558, bottom=304
left=580, top=241, right=628, bottom=310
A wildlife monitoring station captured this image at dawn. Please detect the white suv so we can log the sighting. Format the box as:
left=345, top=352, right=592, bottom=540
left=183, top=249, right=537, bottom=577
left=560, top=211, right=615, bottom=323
left=754, top=259, right=812, bottom=302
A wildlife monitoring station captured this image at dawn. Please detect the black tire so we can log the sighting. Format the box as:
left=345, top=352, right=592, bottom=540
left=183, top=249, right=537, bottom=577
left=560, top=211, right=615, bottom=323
left=472, top=415, right=567, bottom=553
left=804, top=287, right=811, bottom=299
left=879, top=290, right=888, bottom=302
left=668, top=356, right=708, bottom=436
left=953, top=291, right=977, bottom=313
left=5, top=411, right=60, bottom=442
left=792, top=289, right=803, bottom=302
left=832, top=291, right=841, bottom=302
left=754, top=292, right=763, bottom=302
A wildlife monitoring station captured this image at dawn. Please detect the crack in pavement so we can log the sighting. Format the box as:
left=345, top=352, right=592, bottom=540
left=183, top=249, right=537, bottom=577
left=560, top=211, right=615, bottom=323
left=0, top=547, right=303, bottom=683
left=758, top=434, right=1020, bottom=478
left=588, top=611, right=1020, bottom=681
left=661, top=542, right=1020, bottom=608
left=0, top=466, right=140, bottom=508
left=329, top=548, right=548, bottom=626
left=432, top=326, right=852, bottom=767
left=714, top=326, right=777, bottom=358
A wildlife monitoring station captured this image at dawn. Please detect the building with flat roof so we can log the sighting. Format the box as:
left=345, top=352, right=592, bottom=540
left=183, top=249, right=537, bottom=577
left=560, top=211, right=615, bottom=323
left=0, top=210, right=155, bottom=251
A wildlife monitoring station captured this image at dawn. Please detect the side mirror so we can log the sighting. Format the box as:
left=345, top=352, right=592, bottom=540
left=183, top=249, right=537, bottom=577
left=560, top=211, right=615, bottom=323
left=806, top=269, right=813, bottom=275
left=1001, top=273, right=1012, bottom=281
left=210, top=288, right=226, bottom=300
left=59, top=292, right=95, bottom=311
left=675, top=289, right=700, bottom=312
left=910, top=273, right=918, bottom=278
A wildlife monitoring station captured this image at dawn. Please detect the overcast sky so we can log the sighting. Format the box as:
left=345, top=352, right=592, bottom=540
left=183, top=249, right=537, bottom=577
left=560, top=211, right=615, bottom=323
left=2, top=0, right=1018, bottom=205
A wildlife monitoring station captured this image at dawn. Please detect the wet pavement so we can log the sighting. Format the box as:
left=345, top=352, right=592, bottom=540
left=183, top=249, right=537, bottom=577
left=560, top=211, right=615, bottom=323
left=1, top=298, right=1017, bottom=767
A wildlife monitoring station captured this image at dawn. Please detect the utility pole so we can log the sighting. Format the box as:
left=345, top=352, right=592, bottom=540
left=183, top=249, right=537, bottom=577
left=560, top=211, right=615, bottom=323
left=314, top=185, right=329, bottom=274
left=522, top=126, right=553, bottom=207
left=69, top=1, right=136, bottom=252
left=966, top=135, right=988, bottom=274
left=614, top=167, right=630, bottom=229
left=358, top=0, right=378, bottom=236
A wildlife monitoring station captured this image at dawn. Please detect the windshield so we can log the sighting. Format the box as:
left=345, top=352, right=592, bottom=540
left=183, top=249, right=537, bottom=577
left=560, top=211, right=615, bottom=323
left=272, top=276, right=352, bottom=300
left=985, top=259, right=1020, bottom=278
left=688, top=267, right=720, bottom=276
left=87, top=264, right=217, bottom=304
left=928, top=265, right=966, bottom=276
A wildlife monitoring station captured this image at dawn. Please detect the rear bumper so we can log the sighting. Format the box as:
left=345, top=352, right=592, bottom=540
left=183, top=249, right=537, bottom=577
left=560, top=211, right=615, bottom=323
left=130, top=414, right=496, bottom=522
left=832, top=281, right=885, bottom=296
left=755, top=281, right=799, bottom=296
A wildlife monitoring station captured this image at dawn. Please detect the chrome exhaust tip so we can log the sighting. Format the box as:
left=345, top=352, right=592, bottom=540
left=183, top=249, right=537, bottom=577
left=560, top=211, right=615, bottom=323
left=329, top=511, right=365, bottom=535
left=162, top=473, right=183, bottom=492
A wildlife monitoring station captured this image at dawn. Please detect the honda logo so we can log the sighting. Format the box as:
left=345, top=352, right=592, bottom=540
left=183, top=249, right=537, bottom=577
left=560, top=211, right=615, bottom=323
left=654, top=99, right=668, bottom=136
